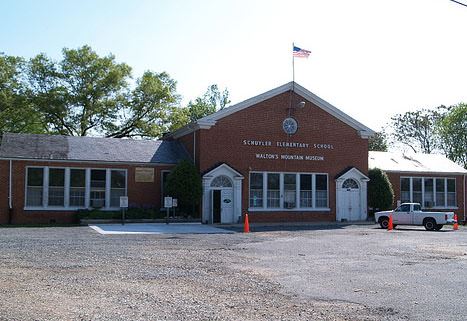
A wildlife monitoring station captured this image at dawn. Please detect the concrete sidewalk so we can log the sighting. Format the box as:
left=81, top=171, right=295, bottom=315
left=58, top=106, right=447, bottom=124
left=90, top=223, right=235, bottom=235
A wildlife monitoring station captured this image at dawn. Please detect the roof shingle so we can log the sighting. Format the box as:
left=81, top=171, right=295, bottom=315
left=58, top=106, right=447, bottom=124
left=0, top=133, right=190, bottom=164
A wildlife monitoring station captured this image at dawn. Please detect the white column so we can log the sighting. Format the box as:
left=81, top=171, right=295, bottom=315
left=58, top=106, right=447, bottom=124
left=43, top=167, right=49, bottom=208
left=64, top=168, right=70, bottom=208
left=312, top=174, right=316, bottom=208
left=279, top=173, right=284, bottom=209
left=85, top=168, right=91, bottom=208
left=409, top=177, right=413, bottom=202
left=335, top=179, right=342, bottom=221
left=105, top=169, right=111, bottom=209
left=295, top=173, right=300, bottom=209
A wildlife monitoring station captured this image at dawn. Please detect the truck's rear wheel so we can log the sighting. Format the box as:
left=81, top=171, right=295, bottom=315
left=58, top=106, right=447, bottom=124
left=423, top=218, right=436, bottom=231
left=379, top=217, right=389, bottom=229
left=434, top=224, right=443, bottom=231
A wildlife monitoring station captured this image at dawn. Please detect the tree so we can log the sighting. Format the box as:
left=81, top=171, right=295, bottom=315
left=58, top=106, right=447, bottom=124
left=0, top=54, right=44, bottom=134
left=368, top=131, right=389, bottom=151
left=22, top=45, right=178, bottom=138
left=390, top=108, right=444, bottom=153
left=168, top=106, right=190, bottom=132
left=187, top=84, right=230, bottom=122
left=368, top=168, right=394, bottom=214
left=169, top=84, right=231, bottom=131
left=165, top=160, right=202, bottom=217
left=436, top=103, right=467, bottom=168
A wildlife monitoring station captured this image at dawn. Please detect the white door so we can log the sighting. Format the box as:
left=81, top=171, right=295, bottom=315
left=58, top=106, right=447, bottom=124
left=221, top=189, right=234, bottom=223
left=347, top=189, right=361, bottom=221
left=339, top=179, right=361, bottom=221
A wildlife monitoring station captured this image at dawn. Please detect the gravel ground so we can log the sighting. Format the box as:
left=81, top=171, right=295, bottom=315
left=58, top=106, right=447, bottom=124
left=0, top=224, right=465, bottom=320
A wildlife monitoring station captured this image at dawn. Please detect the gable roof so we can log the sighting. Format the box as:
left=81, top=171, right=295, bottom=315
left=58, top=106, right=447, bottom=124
left=369, top=151, right=467, bottom=175
left=0, top=133, right=190, bottom=164
left=168, top=82, right=375, bottom=139
left=335, top=167, right=369, bottom=181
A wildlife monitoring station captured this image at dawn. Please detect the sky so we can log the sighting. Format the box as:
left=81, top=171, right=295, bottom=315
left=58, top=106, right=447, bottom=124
left=1, top=0, right=467, bottom=132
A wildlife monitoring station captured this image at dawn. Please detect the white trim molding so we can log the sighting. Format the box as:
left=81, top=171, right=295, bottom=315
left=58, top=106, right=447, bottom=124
left=167, top=82, right=375, bottom=139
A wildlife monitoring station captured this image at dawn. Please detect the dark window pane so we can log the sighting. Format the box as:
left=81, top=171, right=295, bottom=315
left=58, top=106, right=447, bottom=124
left=447, top=179, right=455, bottom=192
left=162, top=171, right=170, bottom=197
left=400, top=178, right=410, bottom=203
left=49, top=169, right=65, bottom=186
left=424, top=178, right=434, bottom=208
left=250, top=173, right=263, bottom=189
left=70, top=169, right=85, bottom=187
left=250, top=173, right=263, bottom=208
left=316, top=175, right=327, bottom=190
left=284, top=174, right=296, bottom=208
left=315, top=175, right=328, bottom=208
left=300, top=174, right=312, bottom=190
left=267, top=173, right=280, bottom=190
left=111, top=170, right=126, bottom=188
left=400, top=178, right=410, bottom=191
left=91, top=170, right=106, bottom=188
left=27, top=168, right=43, bottom=186
left=267, top=173, right=280, bottom=208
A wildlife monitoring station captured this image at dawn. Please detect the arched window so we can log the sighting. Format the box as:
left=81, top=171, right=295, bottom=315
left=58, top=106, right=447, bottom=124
left=211, top=175, right=233, bottom=188
left=342, top=178, right=359, bottom=189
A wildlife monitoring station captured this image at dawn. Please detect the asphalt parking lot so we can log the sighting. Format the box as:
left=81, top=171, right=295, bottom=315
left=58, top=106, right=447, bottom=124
left=0, top=224, right=465, bottom=321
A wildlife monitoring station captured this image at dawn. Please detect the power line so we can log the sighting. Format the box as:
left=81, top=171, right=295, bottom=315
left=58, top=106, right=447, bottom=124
left=450, top=0, right=467, bottom=8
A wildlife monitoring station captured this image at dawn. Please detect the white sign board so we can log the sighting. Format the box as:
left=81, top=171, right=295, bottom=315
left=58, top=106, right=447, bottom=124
left=164, top=196, right=173, bottom=208
left=172, top=199, right=178, bottom=207
left=119, top=196, right=129, bottom=208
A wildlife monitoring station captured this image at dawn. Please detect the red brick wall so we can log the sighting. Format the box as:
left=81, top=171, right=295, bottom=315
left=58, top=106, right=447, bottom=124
left=182, top=91, right=370, bottom=222
left=1, top=160, right=174, bottom=225
left=177, top=132, right=200, bottom=167
left=386, top=172, right=466, bottom=222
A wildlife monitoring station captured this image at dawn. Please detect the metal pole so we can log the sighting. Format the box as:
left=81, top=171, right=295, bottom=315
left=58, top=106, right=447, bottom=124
left=292, top=42, right=295, bottom=85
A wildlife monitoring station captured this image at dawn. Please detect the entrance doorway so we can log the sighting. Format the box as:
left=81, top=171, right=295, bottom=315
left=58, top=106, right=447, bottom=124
left=212, top=190, right=221, bottom=223
left=210, top=176, right=234, bottom=223
left=340, top=179, right=361, bottom=221
left=202, top=164, right=244, bottom=224
left=336, top=168, right=369, bottom=222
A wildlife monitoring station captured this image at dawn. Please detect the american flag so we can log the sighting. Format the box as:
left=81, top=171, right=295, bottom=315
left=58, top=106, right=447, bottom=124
left=293, top=46, right=311, bottom=58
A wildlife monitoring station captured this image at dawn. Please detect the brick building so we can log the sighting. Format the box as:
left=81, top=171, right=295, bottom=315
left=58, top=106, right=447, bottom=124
left=369, top=151, right=467, bottom=222
left=2, top=82, right=463, bottom=225
left=167, top=82, right=374, bottom=224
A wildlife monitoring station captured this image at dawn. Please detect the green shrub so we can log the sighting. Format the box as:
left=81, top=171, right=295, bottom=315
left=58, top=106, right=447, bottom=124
left=368, top=168, right=394, bottom=214
left=165, top=160, right=202, bottom=217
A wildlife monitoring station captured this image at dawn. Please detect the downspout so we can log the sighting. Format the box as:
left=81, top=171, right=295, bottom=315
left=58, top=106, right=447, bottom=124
left=8, top=159, right=12, bottom=224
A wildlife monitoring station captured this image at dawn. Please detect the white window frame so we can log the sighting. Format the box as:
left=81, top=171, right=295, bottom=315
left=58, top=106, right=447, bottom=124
left=248, top=171, right=330, bottom=212
left=24, top=166, right=127, bottom=211
left=400, top=176, right=457, bottom=209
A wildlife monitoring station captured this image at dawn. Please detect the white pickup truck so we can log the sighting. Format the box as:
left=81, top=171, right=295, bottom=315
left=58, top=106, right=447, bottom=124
left=375, top=203, right=456, bottom=231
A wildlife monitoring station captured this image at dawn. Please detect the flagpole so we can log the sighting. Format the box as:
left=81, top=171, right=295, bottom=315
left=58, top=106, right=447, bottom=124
left=292, top=42, right=295, bottom=90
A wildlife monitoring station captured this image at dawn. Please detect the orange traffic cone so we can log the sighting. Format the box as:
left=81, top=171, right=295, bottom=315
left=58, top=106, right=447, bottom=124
left=388, top=214, right=393, bottom=231
left=244, top=213, right=250, bottom=233
left=453, top=214, right=459, bottom=231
